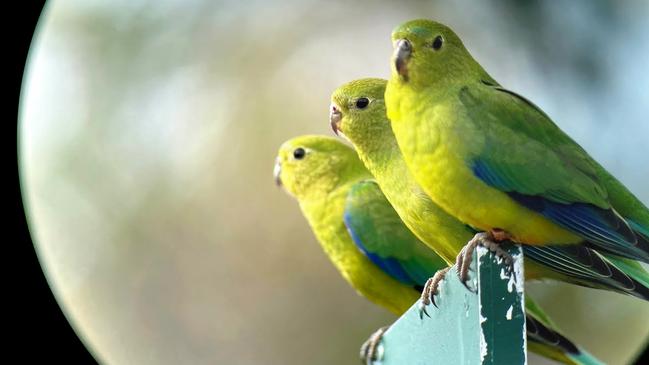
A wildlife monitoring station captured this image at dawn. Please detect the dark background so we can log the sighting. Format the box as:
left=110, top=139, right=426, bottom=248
left=13, top=2, right=96, bottom=363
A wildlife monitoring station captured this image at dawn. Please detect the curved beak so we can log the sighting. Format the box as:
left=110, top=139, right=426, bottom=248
left=273, top=158, right=282, bottom=187
left=329, top=104, right=342, bottom=136
left=394, top=39, right=412, bottom=80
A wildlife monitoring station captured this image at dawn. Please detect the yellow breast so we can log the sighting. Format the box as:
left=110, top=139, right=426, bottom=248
left=392, top=99, right=581, bottom=246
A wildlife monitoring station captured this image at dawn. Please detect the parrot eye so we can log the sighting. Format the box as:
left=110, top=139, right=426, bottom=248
left=355, top=98, right=370, bottom=109
left=432, top=35, right=443, bottom=50
left=293, top=147, right=306, bottom=160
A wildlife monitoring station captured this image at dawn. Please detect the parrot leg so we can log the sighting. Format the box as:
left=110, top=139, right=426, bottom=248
left=456, top=230, right=514, bottom=288
left=360, top=325, right=389, bottom=365
left=418, top=267, right=451, bottom=318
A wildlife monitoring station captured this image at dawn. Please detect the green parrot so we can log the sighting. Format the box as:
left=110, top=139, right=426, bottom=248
left=275, top=135, right=603, bottom=365
left=384, top=19, right=649, bottom=277
left=330, top=77, right=649, bottom=302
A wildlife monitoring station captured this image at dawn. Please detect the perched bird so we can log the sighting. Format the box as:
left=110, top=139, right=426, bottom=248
left=385, top=19, right=649, bottom=276
left=330, top=77, right=649, bottom=301
left=275, top=135, right=425, bottom=316
left=275, top=135, right=602, bottom=365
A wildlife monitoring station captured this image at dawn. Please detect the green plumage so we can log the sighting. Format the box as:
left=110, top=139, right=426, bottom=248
left=345, top=180, right=447, bottom=286
left=331, top=78, right=471, bottom=265
left=275, top=135, right=422, bottom=315
left=276, top=135, right=605, bottom=365
left=331, top=77, right=649, bottom=300
left=385, top=18, right=649, bottom=260
left=457, top=84, right=608, bottom=207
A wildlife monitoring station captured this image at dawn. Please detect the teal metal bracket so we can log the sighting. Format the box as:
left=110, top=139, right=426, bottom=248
left=378, top=245, right=526, bottom=365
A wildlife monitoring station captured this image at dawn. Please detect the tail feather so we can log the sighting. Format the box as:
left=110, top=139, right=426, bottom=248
left=525, top=245, right=649, bottom=301
left=603, top=254, right=649, bottom=290
left=629, top=219, right=649, bottom=261
left=628, top=219, right=649, bottom=239
left=566, top=351, right=607, bottom=365
left=526, top=315, right=604, bottom=365
left=525, top=296, right=605, bottom=365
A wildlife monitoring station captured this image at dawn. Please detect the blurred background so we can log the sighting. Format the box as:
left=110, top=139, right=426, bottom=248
left=19, top=0, right=649, bottom=364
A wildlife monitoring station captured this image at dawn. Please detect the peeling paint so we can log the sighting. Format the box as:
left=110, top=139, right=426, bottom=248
left=513, top=254, right=525, bottom=295
left=516, top=251, right=528, bottom=365
left=478, top=245, right=527, bottom=364
left=479, top=313, right=488, bottom=363
left=499, top=267, right=508, bottom=280
left=380, top=245, right=527, bottom=364
left=505, top=252, right=525, bottom=294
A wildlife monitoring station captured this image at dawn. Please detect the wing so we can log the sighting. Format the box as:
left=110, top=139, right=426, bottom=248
left=343, top=180, right=448, bottom=288
left=460, top=83, right=649, bottom=261
left=460, top=81, right=608, bottom=206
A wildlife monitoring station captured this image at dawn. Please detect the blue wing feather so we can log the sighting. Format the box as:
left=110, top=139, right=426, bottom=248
left=342, top=181, right=445, bottom=287
left=343, top=211, right=420, bottom=286
left=472, top=159, right=649, bottom=263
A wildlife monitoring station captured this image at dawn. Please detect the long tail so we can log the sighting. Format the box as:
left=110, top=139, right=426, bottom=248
left=525, top=296, right=605, bottom=365
left=565, top=352, right=607, bottom=365
left=525, top=244, right=649, bottom=301
left=602, top=254, right=649, bottom=289
left=628, top=219, right=649, bottom=239
left=628, top=219, right=649, bottom=261
left=527, top=316, right=604, bottom=365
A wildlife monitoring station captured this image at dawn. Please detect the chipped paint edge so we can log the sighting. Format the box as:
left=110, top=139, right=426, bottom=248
left=477, top=245, right=527, bottom=365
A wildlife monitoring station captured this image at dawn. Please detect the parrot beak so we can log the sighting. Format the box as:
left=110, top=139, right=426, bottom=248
left=329, top=104, right=342, bottom=136
left=273, top=158, right=282, bottom=187
left=394, top=39, right=412, bottom=80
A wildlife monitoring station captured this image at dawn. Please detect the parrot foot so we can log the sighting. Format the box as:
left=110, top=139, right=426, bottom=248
left=456, top=230, right=514, bottom=289
left=418, top=266, right=451, bottom=318
left=360, top=325, right=389, bottom=365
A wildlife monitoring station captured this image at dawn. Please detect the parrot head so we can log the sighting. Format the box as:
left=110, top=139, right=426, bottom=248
left=390, top=19, right=491, bottom=89
left=274, top=135, right=367, bottom=200
left=330, top=78, right=389, bottom=145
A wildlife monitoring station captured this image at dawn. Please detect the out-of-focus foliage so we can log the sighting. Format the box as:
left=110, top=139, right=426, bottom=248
left=20, top=0, right=648, bottom=364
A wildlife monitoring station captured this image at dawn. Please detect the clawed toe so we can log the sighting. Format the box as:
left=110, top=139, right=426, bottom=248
left=480, top=233, right=515, bottom=280
left=360, top=326, right=389, bottom=365
left=418, top=301, right=430, bottom=319
left=454, top=231, right=515, bottom=290
left=417, top=267, right=451, bottom=318
left=455, top=234, right=483, bottom=289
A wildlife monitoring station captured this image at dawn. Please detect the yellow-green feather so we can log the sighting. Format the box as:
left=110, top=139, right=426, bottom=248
left=389, top=81, right=582, bottom=245
left=333, top=79, right=470, bottom=264
left=333, top=79, right=571, bottom=277
left=278, top=136, right=606, bottom=365
left=386, top=19, right=615, bottom=245
left=276, top=135, right=418, bottom=315
left=334, top=78, right=649, bottom=295
left=299, top=186, right=419, bottom=315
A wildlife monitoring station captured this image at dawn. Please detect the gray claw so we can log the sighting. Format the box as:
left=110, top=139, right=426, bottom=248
left=418, top=303, right=430, bottom=319
left=360, top=326, right=388, bottom=364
